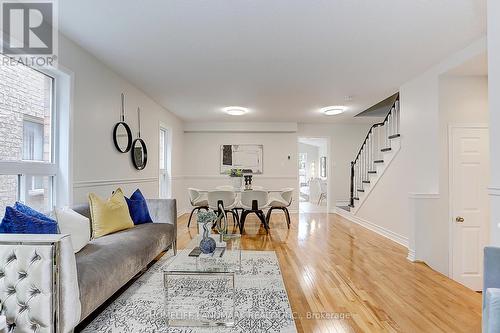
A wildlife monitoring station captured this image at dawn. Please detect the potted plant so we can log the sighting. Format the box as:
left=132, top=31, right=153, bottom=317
left=227, top=168, right=243, bottom=189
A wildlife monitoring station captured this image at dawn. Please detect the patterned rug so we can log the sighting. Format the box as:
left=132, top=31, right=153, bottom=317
left=82, top=250, right=297, bottom=333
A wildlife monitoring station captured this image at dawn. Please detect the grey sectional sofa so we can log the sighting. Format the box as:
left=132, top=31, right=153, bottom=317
left=0, top=198, right=177, bottom=333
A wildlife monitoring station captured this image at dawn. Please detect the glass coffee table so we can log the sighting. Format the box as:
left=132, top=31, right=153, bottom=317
left=163, top=233, right=241, bottom=327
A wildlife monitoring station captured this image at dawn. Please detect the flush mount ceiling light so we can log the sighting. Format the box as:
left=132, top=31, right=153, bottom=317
left=222, top=106, right=249, bottom=116
left=320, top=106, right=346, bottom=116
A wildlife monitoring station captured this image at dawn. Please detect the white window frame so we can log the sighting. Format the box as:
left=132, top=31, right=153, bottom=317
left=0, top=57, right=73, bottom=211
left=159, top=125, right=172, bottom=199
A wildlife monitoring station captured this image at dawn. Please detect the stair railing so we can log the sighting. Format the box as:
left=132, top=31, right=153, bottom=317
left=349, top=94, right=400, bottom=207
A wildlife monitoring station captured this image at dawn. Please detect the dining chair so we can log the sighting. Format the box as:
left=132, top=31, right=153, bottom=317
left=266, top=188, right=293, bottom=229
left=240, top=190, right=269, bottom=233
left=318, top=181, right=327, bottom=205
left=207, top=190, right=240, bottom=229
left=187, top=188, right=209, bottom=228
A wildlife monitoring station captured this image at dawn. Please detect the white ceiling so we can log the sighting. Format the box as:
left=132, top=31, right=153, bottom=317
left=58, top=0, right=486, bottom=123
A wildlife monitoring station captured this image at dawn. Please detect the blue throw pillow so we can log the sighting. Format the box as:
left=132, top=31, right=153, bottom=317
left=14, top=202, right=57, bottom=224
left=125, top=189, right=153, bottom=225
left=1, top=206, right=59, bottom=234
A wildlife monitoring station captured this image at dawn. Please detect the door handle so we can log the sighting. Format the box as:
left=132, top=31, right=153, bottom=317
left=456, top=216, right=465, bottom=223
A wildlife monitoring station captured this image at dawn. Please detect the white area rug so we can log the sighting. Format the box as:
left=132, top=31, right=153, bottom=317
left=82, top=250, right=297, bottom=333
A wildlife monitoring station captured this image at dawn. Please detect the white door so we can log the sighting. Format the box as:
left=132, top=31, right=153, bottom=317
left=451, top=127, right=489, bottom=291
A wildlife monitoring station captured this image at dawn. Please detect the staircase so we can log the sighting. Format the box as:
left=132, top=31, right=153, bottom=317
left=349, top=94, right=401, bottom=213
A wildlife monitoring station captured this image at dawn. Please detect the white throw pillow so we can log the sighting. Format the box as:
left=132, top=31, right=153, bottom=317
left=55, top=207, right=90, bottom=253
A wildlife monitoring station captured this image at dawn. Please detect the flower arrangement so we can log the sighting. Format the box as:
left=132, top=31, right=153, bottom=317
left=227, top=168, right=243, bottom=177
left=197, top=210, right=217, bottom=225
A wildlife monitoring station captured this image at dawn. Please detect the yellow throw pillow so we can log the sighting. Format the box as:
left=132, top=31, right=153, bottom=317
left=88, top=188, right=134, bottom=238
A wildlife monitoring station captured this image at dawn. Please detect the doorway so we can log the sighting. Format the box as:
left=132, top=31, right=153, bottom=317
left=298, top=137, right=329, bottom=213
left=449, top=125, right=490, bottom=291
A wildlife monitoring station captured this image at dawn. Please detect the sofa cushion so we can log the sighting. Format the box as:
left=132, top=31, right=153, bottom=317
left=1, top=206, right=59, bottom=234
left=125, top=189, right=153, bottom=225
left=75, top=222, right=174, bottom=320
left=88, top=189, right=134, bottom=238
left=55, top=207, right=91, bottom=253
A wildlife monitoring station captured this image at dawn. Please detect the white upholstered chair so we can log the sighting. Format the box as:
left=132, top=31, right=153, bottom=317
left=187, top=188, right=208, bottom=227
left=318, top=181, right=327, bottom=205
left=266, top=188, right=294, bottom=229
left=208, top=190, right=240, bottom=229
left=240, top=190, right=269, bottom=233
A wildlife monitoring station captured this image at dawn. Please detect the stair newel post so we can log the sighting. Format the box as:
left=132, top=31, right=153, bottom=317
left=350, top=161, right=355, bottom=207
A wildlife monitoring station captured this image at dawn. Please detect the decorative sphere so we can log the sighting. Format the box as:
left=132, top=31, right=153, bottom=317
left=199, top=237, right=216, bottom=254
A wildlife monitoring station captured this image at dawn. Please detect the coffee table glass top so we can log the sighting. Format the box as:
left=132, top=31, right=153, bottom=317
left=165, top=233, right=242, bottom=273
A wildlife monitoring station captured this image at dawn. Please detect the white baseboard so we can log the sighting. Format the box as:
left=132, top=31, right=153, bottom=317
left=334, top=207, right=409, bottom=248
left=407, top=248, right=416, bottom=262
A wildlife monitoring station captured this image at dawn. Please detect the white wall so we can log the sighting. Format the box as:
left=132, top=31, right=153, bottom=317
left=57, top=34, right=185, bottom=205
left=297, top=123, right=371, bottom=208
left=182, top=128, right=298, bottom=213
left=181, top=122, right=369, bottom=214
left=354, top=38, right=488, bottom=276
left=431, top=75, right=488, bottom=274
left=487, top=0, right=500, bottom=245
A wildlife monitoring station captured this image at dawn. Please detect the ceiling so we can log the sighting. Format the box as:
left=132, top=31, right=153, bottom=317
left=58, top=0, right=486, bottom=123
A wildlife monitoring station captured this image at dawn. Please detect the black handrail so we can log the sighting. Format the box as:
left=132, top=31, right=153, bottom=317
left=353, top=93, right=399, bottom=164
left=350, top=93, right=399, bottom=207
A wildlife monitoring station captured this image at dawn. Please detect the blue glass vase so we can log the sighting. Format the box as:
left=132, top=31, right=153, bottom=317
left=199, top=221, right=216, bottom=254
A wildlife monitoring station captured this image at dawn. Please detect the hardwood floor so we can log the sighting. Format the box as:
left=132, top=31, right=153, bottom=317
left=177, top=212, right=482, bottom=333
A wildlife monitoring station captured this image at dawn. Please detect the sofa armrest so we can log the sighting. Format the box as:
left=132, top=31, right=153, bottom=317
left=484, top=247, right=500, bottom=305
left=0, top=234, right=81, bottom=333
left=147, top=199, right=177, bottom=252
left=484, top=288, right=500, bottom=333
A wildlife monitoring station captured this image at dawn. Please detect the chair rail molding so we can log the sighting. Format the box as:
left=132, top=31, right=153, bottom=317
left=488, top=186, right=500, bottom=196
left=182, top=175, right=297, bottom=180
left=73, top=177, right=158, bottom=188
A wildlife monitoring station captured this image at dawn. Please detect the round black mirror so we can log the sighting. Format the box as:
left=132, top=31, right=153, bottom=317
left=113, top=122, right=132, bottom=153
left=113, top=93, right=132, bottom=153
left=132, top=138, right=147, bottom=170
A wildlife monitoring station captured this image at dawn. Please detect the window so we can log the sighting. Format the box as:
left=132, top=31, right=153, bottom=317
left=298, top=153, right=307, bottom=186
left=0, top=55, right=56, bottom=215
left=159, top=127, right=171, bottom=198
left=23, top=118, right=45, bottom=162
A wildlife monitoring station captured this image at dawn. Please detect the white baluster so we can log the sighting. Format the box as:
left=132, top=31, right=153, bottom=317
left=396, top=100, right=400, bottom=134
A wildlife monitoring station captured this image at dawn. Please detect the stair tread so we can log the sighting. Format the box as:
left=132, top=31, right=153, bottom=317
left=389, top=134, right=401, bottom=139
